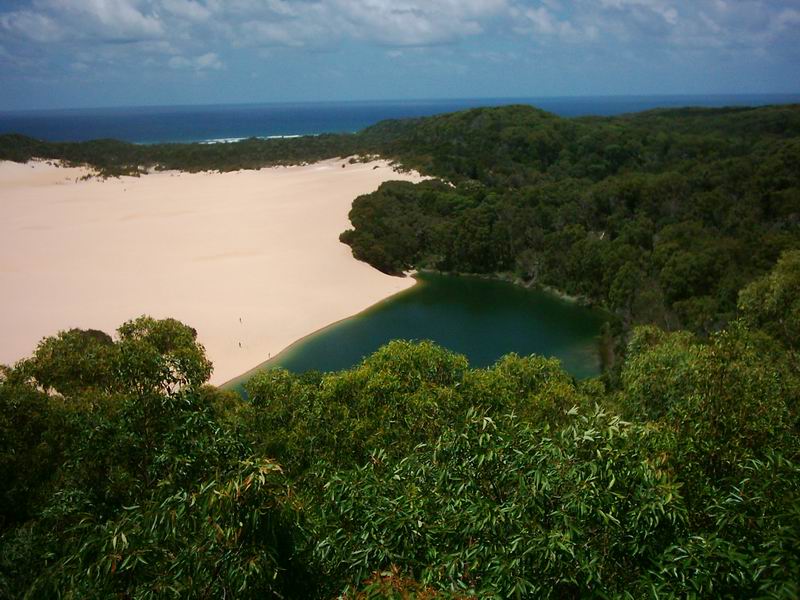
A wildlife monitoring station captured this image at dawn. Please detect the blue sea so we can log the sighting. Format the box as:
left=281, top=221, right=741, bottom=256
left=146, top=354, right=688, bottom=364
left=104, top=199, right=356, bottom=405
left=1, top=94, right=798, bottom=144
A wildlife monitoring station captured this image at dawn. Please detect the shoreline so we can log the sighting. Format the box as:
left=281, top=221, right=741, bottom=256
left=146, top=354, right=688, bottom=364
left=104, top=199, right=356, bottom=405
left=417, top=268, right=594, bottom=306
left=221, top=273, right=425, bottom=389
left=223, top=269, right=614, bottom=389
left=0, top=158, right=424, bottom=385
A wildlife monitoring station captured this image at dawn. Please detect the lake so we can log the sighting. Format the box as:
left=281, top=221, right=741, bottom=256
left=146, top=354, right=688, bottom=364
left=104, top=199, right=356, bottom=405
left=225, top=273, right=608, bottom=389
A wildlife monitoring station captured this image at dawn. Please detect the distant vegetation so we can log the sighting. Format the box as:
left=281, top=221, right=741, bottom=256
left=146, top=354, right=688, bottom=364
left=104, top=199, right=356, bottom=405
left=2, top=104, right=800, bottom=597
left=342, top=105, right=800, bottom=351
left=0, top=132, right=364, bottom=176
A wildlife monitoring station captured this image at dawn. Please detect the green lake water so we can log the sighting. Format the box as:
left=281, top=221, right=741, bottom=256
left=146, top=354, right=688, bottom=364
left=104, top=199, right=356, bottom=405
left=226, top=273, right=608, bottom=389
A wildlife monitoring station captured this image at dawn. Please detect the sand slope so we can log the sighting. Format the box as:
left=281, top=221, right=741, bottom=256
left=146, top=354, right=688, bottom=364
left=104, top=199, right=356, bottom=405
left=0, top=159, right=423, bottom=384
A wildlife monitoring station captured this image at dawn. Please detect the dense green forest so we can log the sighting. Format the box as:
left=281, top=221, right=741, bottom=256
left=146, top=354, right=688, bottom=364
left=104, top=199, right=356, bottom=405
left=342, top=105, right=800, bottom=345
left=1, top=253, right=799, bottom=597
left=2, top=105, right=800, bottom=597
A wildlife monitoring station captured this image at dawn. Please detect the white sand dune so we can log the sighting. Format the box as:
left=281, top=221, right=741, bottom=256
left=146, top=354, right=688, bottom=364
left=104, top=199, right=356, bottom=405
left=0, top=159, right=423, bottom=384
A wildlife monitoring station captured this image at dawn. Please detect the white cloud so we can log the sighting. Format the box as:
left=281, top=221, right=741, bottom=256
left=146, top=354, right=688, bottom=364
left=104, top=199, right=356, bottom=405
left=0, top=10, right=64, bottom=43
left=207, top=0, right=511, bottom=48
left=599, top=0, right=679, bottom=25
left=510, top=4, right=598, bottom=43
left=39, top=0, right=165, bottom=41
left=470, top=49, right=519, bottom=63
left=657, top=1, right=800, bottom=51
left=168, top=55, right=190, bottom=68
left=161, top=0, right=212, bottom=22
left=239, top=19, right=323, bottom=48
left=1, top=0, right=798, bottom=74
left=169, top=51, right=223, bottom=70
left=195, top=51, right=222, bottom=69
left=6, top=0, right=795, bottom=53
left=329, top=0, right=509, bottom=46
left=511, top=0, right=800, bottom=53
left=514, top=6, right=580, bottom=40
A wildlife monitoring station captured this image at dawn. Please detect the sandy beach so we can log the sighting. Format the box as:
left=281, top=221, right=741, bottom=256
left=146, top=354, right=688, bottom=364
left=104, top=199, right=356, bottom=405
left=0, top=159, right=423, bottom=385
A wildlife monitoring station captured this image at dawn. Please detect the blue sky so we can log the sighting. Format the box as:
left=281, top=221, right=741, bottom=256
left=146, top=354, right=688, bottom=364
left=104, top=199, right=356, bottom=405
left=0, top=0, right=798, bottom=110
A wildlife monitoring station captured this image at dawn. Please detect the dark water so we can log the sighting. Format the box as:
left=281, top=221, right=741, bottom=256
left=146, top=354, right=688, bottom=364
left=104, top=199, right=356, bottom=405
left=226, top=273, right=607, bottom=389
left=1, top=94, right=798, bottom=144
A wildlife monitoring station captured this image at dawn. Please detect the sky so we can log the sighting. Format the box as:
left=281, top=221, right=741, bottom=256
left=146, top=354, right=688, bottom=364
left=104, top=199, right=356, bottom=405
left=0, top=0, right=798, bottom=110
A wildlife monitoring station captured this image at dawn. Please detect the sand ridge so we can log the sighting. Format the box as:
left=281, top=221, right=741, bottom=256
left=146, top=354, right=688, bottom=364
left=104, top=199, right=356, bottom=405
left=0, top=158, right=423, bottom=384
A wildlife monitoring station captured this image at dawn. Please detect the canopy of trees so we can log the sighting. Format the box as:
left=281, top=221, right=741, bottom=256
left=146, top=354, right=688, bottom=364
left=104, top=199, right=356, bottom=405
left=2, top=267, right=799, bottom=597
left=342, top=105, right=800, bottom=345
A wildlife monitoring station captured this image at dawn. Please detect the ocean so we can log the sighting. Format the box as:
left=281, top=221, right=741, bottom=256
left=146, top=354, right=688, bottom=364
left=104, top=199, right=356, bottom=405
left=1, top=94, right=798, bottom=144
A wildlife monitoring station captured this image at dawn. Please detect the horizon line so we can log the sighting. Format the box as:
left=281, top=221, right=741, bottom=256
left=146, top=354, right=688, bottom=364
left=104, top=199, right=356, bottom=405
left=2, top=91, right=800, bottom=115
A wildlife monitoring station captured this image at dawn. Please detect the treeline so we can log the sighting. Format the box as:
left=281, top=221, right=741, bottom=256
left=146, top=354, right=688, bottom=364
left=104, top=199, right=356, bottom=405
left=0, top=132, right=366, bottom=176
left=342, top=104, right=800, bottom=341
left=1, top=253, right=799, bottom=597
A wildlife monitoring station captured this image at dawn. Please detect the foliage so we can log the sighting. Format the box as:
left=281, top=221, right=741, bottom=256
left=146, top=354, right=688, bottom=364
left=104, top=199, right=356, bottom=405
left=243, top=341, right=587, bottom=478
left=313, top=407, right=686, bottom=598
left=2, top=316, right=799, bottom=597
left=0, top=132, right=367, bottom=177
left=27, top=458, right=295, bottom=599
left=0, top=373, right=69, bottom=531
left=625, top=323, right=795, bottom=444
left=15, top=316, right=212, bottom=398
left=345, top=565, right=470, bottom=599
left=16, top=328, right=115, bottom=396
left=0, top=318, right=306, bottom=599
left=738, top=249, right=800, bottom=349
left=341, top=105, right=800, bottom=340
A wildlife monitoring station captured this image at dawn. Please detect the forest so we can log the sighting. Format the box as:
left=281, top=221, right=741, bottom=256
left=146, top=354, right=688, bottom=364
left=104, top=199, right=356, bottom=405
left=342, top=105, right=800, bottom=343
left=1, top=105, right=799, bottom=597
